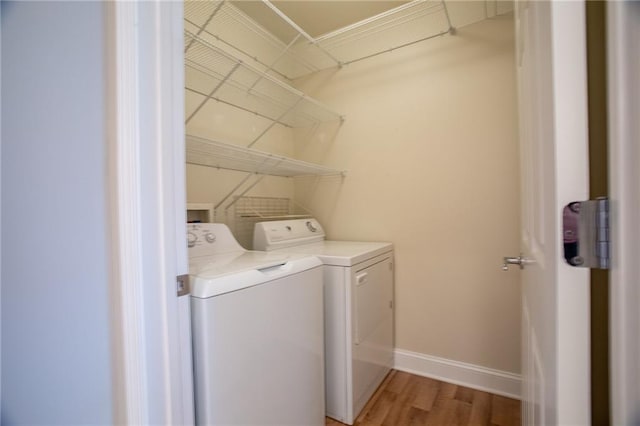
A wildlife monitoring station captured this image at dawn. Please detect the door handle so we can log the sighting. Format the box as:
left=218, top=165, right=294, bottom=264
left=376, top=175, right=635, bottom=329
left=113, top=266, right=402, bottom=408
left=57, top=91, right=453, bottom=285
left=502, top=254, right=532, bottom=271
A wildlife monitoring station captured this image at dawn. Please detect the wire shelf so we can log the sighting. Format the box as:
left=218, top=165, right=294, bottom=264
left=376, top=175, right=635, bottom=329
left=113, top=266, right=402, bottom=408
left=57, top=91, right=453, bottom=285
left=310, top=1, right=452, bottom=67
left=184, top=30, right=343, bottom=128
left=185, top=0, right=454, bottom=80
left=184, top=0, right=330, bottom=80
left=186, top=135, right=346, bottom=178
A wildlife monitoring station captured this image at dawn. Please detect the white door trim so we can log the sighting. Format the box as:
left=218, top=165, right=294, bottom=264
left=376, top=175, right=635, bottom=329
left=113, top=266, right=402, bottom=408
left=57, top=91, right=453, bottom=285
left=0, top=3, right=3, bottom=422
left=107, top=2, right=149, bottom=422
left=106, top=1, right=187, bottom=423
left=516, top=1, right=591, bottom=424
left=608, top=2, right=640, bottom=424
left=549, top=2, right=591, bottom=424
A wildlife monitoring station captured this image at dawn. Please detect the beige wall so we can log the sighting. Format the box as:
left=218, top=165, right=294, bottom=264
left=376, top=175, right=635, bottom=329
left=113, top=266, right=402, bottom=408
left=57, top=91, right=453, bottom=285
left=185, top=72, right=297, bottom=248
left=293, top=15, right=521, bottom=373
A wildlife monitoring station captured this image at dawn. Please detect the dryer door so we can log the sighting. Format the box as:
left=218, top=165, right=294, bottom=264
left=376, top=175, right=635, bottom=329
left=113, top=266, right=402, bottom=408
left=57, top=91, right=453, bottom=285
left=351, top=253, right=394, bottom=417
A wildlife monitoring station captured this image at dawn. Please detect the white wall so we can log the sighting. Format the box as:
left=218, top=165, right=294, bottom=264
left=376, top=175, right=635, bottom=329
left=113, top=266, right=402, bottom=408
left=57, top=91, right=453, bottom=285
left=1, top=2, right=113, bottom=423
left=294, top=15, right=521, bottom=374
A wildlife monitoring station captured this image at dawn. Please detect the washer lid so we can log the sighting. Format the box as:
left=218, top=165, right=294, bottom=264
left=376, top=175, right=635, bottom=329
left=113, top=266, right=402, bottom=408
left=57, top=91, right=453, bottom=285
left=189, top=251, right=322, bottom=298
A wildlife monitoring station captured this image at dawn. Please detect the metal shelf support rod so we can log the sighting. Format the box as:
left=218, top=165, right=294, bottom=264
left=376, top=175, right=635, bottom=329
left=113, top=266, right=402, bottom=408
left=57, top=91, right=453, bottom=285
left=214, top=172, right=256, bottom=211
left=224, top=174, right=268, bottom=212
left=214, top=152, right=284, bottom=212
left=442, top=0, right=455, bottom=33
left=185, top=61, right=241, bottom=125
left=185, top=0, right=226, bottom=53
left=325, top=6, right=445, bottom=48
left=185, top=86, right=294, bottom=128
left=247, top=96, right=304, bottom=148
left=250, top=34, right=303, bottom=91
left=341, top=29, right=449, bottom=67
left=261, top=0, right=343, bottom=67
left=314, top=0, right=435, bottom=42
left=259, top=0, right=312, bottom=42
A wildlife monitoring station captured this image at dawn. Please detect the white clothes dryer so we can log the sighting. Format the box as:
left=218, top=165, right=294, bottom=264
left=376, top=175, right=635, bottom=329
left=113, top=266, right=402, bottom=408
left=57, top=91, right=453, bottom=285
left=188, top=223, right=325, bottom=426
left=254, top=219, right=394, bottom=425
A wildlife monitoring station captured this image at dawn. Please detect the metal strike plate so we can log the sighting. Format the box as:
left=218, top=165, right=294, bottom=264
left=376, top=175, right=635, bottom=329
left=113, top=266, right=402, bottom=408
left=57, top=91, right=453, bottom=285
left=177, top=274, right=190, bottom=297
left=562, top=198, right=609, bottom=269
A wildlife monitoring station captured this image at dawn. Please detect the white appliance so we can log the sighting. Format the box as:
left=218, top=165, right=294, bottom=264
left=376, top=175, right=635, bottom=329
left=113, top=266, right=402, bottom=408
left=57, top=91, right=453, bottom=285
left=188, top=223, right=325, bottom=426
left=254, top=219, right=394, bottom=425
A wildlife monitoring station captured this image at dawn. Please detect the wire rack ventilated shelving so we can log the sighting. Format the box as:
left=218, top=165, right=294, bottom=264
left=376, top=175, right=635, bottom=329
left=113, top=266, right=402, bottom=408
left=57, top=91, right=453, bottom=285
left=184, top=0, right=512, bottom=216
left=185, top=30, right=344, bottom=131
left=184, top=0, right=455, bottom=80
left=186, top=135, right=345, bottom=218
left=184, top=0, right=352, bottom=217
left=186, top=135, right=345, bottom=178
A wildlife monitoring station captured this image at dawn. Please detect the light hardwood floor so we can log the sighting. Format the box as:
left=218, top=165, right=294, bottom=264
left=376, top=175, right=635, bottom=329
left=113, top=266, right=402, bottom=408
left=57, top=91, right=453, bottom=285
left=326, top=370, right=521, bottom=426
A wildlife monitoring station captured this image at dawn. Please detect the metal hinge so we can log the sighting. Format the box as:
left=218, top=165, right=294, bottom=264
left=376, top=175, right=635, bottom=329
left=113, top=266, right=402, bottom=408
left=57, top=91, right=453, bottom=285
left=563, top=197, right=609, bottom=269
left=177, top=274, right=190, bottom=297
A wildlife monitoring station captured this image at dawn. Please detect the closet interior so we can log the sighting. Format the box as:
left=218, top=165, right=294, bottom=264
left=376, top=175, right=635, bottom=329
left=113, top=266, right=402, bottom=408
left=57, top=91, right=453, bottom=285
left=184, top=0, right=512, bottom=247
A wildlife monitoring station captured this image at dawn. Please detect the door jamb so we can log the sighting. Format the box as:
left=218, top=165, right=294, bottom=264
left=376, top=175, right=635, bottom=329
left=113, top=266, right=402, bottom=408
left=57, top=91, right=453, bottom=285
left=106, top=1, right=187, bottom=423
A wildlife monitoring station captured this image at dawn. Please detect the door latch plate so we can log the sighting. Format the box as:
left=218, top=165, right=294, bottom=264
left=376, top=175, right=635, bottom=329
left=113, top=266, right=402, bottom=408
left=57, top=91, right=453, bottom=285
left=177, top=274, right=190, bottom=297
left=563, top=197, right=609, bottom=269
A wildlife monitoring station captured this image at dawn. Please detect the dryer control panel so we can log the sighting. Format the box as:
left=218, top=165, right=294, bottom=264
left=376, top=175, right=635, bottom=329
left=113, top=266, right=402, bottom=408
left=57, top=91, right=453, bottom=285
left=254, top=219, right=326, bottom=251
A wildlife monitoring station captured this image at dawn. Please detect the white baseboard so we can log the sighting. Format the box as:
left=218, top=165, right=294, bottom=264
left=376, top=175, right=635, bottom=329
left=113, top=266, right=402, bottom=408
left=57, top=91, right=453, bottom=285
left=393, top=349, right=521, bottom=399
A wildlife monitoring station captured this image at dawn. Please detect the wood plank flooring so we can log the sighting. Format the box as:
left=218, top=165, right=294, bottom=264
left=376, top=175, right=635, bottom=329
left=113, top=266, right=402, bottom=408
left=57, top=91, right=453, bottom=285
left=326, top=370, right=520, bottom=426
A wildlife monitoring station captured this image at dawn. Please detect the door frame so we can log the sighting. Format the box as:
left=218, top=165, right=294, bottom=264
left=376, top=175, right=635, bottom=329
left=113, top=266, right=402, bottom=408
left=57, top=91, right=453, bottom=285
left=608, top=1, right=640, bottom=424
left=549, top=2, right=591, bottom=423
left=516, top=0, right=591, bottom=424
left=106, top=1, right=188, bottom=423
left=101, top=0, right=640, bottom=423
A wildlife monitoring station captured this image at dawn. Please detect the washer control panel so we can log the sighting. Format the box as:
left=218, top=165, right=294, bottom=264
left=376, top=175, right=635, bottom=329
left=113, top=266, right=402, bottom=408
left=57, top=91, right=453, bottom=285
left=188, top=227, right=217, bottom=248
left=306, top=221, right=318, bottom=232
left=187, top=223, right=244, bottom=257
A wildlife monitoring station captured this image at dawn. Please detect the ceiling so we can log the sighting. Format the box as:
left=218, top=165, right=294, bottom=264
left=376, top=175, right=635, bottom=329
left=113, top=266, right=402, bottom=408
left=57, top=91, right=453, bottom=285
left=230, top=1, right=514, bottom=44
left=232, top=1, right=410, bottom=41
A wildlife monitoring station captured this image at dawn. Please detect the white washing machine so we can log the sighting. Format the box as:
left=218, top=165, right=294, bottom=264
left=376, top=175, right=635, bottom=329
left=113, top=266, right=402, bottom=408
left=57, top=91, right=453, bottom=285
left=188, top=223, right=325, bottom=426
left=254, top=219, right=394, bottom=425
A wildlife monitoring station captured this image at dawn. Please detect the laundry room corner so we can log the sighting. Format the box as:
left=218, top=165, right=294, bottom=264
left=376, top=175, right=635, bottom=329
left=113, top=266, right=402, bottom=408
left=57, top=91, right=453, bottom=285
left=292, top=12, right=522, bottom=394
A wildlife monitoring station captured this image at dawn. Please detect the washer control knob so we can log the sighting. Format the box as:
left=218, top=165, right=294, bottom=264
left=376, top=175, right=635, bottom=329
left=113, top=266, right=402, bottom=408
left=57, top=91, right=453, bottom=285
left=204, top=232, right=216, bottom=243
left=306, top=221, right=317, bottom=232
left=187, top=232, right=197, bottom=248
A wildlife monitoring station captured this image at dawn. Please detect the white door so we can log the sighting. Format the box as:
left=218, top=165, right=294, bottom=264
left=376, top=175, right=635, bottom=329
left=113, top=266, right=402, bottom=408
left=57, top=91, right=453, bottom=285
left=514, top=1, right=591, bottom=425
left=608, top=2, right=640, bottom=424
